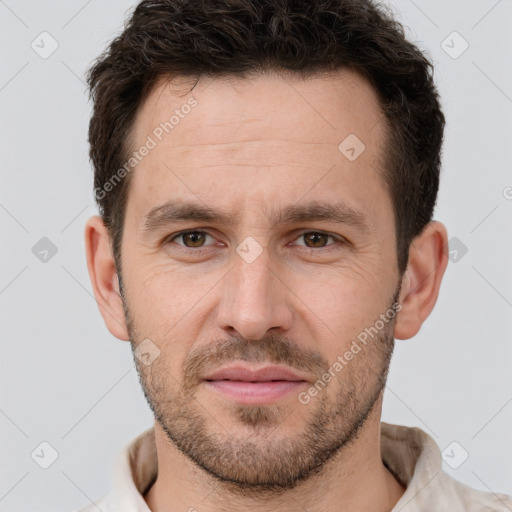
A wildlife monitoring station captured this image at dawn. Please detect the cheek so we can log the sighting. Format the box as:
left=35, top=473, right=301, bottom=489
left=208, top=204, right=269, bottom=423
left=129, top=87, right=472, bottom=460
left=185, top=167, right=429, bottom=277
left=293, top=280, right=366, bottom=342
left=286, top=253, right=386, bottom=304
left=122, top=259, right=214, bottom=347
left=122, top=235, right=396, bottom=351
left=289, top=262, right=394, bottom=349
left=127, top=256, right=212, bottom=306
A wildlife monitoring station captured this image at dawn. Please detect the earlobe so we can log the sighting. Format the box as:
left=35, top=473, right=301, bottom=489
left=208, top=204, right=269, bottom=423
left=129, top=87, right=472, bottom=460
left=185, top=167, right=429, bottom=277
left=84, top=215, right=130, bottom=341
left=394, top=221, right=449, bottom=340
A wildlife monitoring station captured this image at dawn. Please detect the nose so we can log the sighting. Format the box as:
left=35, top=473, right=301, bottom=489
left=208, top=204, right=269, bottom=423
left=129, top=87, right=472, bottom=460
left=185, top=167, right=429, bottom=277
left=216, top=247, right=293, bottom=341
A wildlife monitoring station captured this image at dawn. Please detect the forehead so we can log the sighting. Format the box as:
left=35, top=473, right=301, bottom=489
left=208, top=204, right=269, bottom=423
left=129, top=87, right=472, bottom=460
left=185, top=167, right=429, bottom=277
left=132, top=69, right=384, bottom=153
left=126, top=69, right=390, bottom=226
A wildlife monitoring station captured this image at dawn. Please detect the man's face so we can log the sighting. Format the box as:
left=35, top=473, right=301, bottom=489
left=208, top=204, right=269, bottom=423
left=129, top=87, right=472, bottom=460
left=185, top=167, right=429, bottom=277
left=120, top=70, right=402, bottom=490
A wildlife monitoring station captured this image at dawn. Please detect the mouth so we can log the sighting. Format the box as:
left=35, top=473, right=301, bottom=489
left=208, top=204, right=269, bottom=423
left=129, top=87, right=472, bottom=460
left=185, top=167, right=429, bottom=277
left=202, top=364, right=310, bottom=405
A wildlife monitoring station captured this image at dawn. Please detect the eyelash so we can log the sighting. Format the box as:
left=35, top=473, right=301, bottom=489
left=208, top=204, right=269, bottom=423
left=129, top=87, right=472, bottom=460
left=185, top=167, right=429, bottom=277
left=164, top=230, right=345, bottom=254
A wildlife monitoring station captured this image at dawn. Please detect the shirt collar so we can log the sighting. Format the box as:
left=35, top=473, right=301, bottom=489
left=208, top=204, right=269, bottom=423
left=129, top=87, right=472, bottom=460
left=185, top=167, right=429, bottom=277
left=105, top=421, right=443, bottom=511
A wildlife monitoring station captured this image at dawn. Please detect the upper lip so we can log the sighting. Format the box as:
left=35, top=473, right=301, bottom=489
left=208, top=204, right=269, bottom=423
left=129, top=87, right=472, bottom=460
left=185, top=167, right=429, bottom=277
left=203, top=364, right=311, bottom=382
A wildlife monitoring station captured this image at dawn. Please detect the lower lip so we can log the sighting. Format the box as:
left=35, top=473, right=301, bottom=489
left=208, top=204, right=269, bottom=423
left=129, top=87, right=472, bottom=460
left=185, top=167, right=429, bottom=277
left=204, top=380, right=307, bottom=404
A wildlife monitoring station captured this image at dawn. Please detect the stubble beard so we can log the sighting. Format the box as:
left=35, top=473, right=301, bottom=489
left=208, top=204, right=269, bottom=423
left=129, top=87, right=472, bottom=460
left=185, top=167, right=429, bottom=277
left=123, top=288, right=398, bottom=495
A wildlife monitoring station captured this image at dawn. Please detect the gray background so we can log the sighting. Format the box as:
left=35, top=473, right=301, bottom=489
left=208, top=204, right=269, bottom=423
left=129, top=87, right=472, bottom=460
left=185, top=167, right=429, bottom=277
left=1, top=0, right=511, bottom=510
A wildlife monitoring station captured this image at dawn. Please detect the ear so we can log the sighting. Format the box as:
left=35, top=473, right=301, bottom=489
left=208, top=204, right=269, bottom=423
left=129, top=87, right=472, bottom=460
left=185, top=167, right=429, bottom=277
left=84, top=215, right=130, bottom=341
left=394, top=221, right=449, bottom=339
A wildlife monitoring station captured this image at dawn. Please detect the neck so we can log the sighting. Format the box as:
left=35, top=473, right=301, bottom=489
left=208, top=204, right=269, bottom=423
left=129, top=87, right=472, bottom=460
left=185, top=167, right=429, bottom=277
left=144, top=403, right=406, bottom=512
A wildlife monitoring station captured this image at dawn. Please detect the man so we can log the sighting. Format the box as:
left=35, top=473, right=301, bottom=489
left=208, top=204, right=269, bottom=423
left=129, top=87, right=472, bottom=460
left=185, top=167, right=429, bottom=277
left=78, top=0, right=512, bottom=510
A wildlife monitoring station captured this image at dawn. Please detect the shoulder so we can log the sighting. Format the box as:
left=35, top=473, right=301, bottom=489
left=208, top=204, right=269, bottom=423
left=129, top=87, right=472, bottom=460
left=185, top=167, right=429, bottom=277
left=437, top=471, right=512, bottom=511
left=380, top=422, right=512, bottom=512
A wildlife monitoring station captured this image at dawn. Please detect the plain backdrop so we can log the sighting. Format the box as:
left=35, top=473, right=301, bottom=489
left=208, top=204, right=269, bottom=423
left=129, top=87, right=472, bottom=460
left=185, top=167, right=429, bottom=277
left=1, top=0, right=511, bottom=510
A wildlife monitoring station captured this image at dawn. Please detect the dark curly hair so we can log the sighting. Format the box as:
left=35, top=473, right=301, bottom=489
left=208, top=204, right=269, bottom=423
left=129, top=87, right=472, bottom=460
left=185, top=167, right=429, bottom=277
left=86, top=0, right=445, bottom=276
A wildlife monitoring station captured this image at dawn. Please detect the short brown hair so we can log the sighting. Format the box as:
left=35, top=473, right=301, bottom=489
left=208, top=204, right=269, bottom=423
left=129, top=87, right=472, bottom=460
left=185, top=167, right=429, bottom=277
left=87, top=0, right=445, bottom=276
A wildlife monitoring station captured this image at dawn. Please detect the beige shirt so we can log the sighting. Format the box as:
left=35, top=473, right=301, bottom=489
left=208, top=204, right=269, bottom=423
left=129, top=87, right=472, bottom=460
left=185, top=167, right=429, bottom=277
left=75, top=422, right=512, bottom=511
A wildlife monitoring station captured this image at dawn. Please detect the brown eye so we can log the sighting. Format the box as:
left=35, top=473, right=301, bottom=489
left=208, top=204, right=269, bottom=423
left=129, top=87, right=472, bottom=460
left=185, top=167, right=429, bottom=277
left=181, top=232, right=206, bottom=247
left=304, top=232, right=328, bottom=247
left=169, top=231, right=214, bottom=248
left=298, top=232, right=336, bottom=248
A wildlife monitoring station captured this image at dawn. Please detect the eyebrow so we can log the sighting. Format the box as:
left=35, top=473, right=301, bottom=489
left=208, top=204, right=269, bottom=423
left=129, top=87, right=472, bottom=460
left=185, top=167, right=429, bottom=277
left=142, top=199, right=371, bottom=235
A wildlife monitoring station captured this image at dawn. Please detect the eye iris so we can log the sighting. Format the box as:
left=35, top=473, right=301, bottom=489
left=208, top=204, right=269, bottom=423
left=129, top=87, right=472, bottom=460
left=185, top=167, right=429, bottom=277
left=183, top=232, right=205, bottom=247
left=304, top=233, right=328, bottom=248
left=178, top=233, right=331, bottom=248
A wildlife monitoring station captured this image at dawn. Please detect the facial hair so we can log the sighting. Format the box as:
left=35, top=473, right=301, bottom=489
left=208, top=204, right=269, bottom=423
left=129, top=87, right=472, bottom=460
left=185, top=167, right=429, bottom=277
left=123, top=284, right=400, bottom=496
